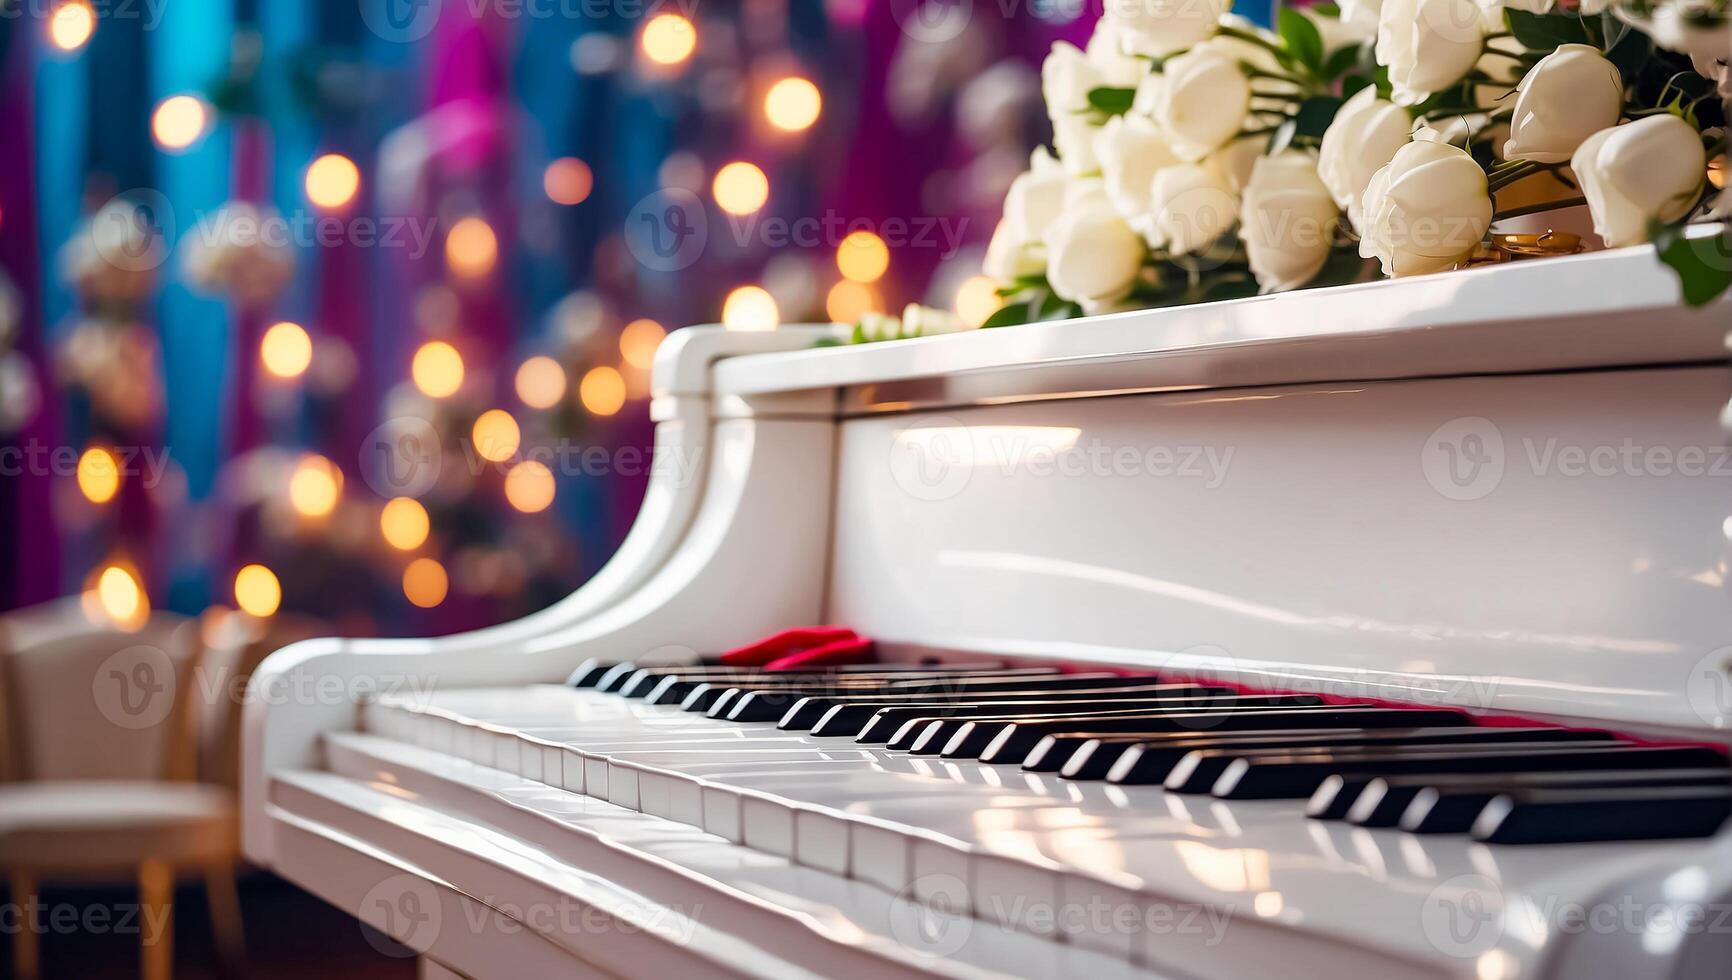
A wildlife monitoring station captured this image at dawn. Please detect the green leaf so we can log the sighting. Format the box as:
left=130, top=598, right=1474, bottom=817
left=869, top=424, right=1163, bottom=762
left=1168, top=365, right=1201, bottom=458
left=1322, top=43, right=1365, bottom=82
left=1505, top=9, right=1592, bottom=49
left=1653, top=222, right=1732, bottom=308
left=1276, top=8, right=1326, bottom=72
left=1086, top=86, right=1137, bottom=116
left=980, top=301, right=1034, bottom=329
left=1292, top=95, right=1345, bottom=138
left=850, top=322, right=868, bottom=344
left=1602, top=19, right=1653, bottom=79
left=1310, top=2, right=1341, bottom=16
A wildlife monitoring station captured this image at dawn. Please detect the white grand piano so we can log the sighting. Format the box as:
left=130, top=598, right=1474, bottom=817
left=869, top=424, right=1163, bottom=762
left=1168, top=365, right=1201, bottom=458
left=241, top=244, right=1732, bottom=980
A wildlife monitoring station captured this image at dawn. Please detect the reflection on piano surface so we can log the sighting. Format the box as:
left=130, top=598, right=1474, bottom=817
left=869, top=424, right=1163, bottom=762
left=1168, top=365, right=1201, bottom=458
left=243, top=252, right=1732, bottom=979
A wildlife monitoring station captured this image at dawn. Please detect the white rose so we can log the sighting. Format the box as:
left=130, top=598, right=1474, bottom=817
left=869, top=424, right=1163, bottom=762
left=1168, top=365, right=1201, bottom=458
left=1209, top=135, right=1264, bottom=193
left=984, top=218, right=1045, bottom=282
left=1340, top=0, right=1383, bottom=40
left=1503, top=45, right=1623, bottom=164
left=1094, top=114, right=1183, bottom=219
left=1004, top=147, right=1069, bottom=244
left=1044, top=193, right=1146, bottom=310
left=1105, top=0, right=1229, bottom=57
left=1358, top=139, right=1492, bottom=276
left=1042, top=42, right=1105, bottom=175
left=1317, top=87, right=1411, bottom=225
left=1376, top=0, right=1487, bottom=104
left=1152, top=44, right=1251, bottom=160
left=1571, top=115, right=1708, bottom=248
left=1087, top=18, right=1153, bottom=89
left=1143, top=162, right=1240, bottom=255
left=1647, top=4, right=1732, bottom=63
left=1241, top=152, right=1339, bottom=292
left=902, top=303, right=969, bottom=337
left=1306, top=6, right=1373, bottom=49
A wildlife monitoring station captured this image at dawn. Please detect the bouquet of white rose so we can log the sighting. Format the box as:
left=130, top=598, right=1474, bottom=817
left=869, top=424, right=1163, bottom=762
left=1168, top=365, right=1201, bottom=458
left=929, top=0, right=1729, bottom=333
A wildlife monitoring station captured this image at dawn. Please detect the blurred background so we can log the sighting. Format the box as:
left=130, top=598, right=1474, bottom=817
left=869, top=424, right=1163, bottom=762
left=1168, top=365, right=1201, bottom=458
left=0, top=0, right=1271, bottom=975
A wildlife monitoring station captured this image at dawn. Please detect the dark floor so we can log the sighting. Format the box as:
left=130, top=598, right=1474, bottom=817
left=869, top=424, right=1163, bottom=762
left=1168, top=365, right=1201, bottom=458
left=0, top=871, right=417, bottom=979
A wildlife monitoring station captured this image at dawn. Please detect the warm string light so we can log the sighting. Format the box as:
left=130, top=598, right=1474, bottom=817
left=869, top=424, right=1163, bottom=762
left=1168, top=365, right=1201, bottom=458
left=76, top=446, right=120, bottom=504
left=825, top=280, right=879, bottom=323
left=712, top=162, right=769, bottom=216
left=722, top=285, right=779, bottom=331
left=446, top=216, right=498, bottom=280
left=411, top=341, right=464, bottom=398
left=544, top=157, right=593, bottom=205
left=48, top=1, right=95, bottom=53
left=640, top=13, right=696, bottom=66
left=305, top=153, right=360, bottom=210
left=579, top=366, right=626, bottom=417
left=233, top=564, right=282, bottom=618
left=515, top=356, right=566, bottom=409
left=402, top=557, right=448, bottom=608
left=504, top=460, right=556, bottom=513
left=380, top=497, right=431, bottom=551
left=954, top=275, right=1003, bottom=328
left=471, top=409, right=521, bottom=463
left=836, top=230, right=889, bottom=283
left=619, top=319, right=665, bottom=370
left=151, top=95, right=208, bottom=151
left=260, top=321, right=313, bottom=379
left=288, top=455, right=342, bottom=518
left=764, top=77, right=822, bottom=132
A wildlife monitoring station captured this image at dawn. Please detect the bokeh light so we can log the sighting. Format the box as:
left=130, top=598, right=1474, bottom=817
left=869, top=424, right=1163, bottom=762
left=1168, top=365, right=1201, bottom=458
left=233, top=564, right=282, bottom=618
left=151, top=95, right=208, bottom=151
left=954, top=275, right=1003, bottom=328
left=94, top=563, right=148, bottom=631
left=712, top=162, right=769, bottom=216
left=515, top=356, right=566, bottom=409
left=825, top=280, right=879, bottom=323
left=544, top=157, right=593, bottom=205
left=411, top=341, right=464, bottom=398
left=504, top=460, right=556, bottom=513
left=836, top=230, right=889, bottom=283
left=722, top=285, right=779, bottom=331
left=48, top=1, right=95, bottom=53
left=619, top=319, right=665, bottom=370
left=260, top=321, right=313, bottom=379
left=305, top=153, right=360, bottom=210
left=76, top=447, right=120, bottom=505
left=472, top=409, right=522, bottom=463
left=288, top=455, right=342, bottom=518
left=579, top=367, right=627, bottom=416
left=402, top=558, right=449, bottom=608
left=764, top=77, right=822, bottom=132
left=640, top=13, right=697, bottom=66
left=446, top=216, right=498, bottom=280
left=380, top=497, right=431, bottom=551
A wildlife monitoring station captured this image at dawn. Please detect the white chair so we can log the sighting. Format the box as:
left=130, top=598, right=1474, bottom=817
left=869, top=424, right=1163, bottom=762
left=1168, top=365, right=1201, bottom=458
left=0, top=610, right=243, bottom=980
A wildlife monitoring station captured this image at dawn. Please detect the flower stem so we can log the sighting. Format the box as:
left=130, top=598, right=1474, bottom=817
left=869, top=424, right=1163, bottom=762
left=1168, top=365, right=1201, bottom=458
left=1493, top=196, right=1588, bottom=221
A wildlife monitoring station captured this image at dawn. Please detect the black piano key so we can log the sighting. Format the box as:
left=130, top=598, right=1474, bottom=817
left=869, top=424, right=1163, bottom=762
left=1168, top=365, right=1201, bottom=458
left=593, top=662, right=642, bottom=692
left=850, top=694, right=1324, bottom=745
left=618, top=666, right=764, bottom=699
left=885, top=688, right=1243, bottom=752
left=567, top=660, right=619, bottom=688
left=1396, top=768, right=1732, bottom=833
left=983, top=707, right=1469, bottom=767
left=777, top=678, right=1197, bottom=730
left=1212, top=745, right=1728, bottom=800
left=1472, top=786, right=1732, bottom=844
left=1033, top=726, right=1406, bottom=776
left=1343, top=767, right=1732, bottom=827
left=693, top=668, right=1062, bottom=718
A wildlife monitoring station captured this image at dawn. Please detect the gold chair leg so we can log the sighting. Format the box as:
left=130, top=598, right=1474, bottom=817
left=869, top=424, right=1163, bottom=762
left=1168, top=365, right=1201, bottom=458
left=9, top=871, right=41, bottom=980
left=139, top=859, right=174, bottom=980
left=203, top=864, right=245, bottom=969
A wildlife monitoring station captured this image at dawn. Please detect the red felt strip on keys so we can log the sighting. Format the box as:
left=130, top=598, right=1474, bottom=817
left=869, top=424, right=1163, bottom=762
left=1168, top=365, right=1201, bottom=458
left=719, top=626, right=859, bottom=666
left=764, top=636, right=876, bottom=671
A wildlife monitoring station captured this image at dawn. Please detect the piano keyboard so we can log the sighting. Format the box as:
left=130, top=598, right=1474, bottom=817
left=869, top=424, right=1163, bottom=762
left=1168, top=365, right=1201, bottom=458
left=353, top=660, right=1732, bottom=976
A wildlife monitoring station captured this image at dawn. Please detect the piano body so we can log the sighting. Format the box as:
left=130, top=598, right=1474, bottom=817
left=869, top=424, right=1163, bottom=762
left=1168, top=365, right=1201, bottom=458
left=242, top=246, right=1732, bottom=980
